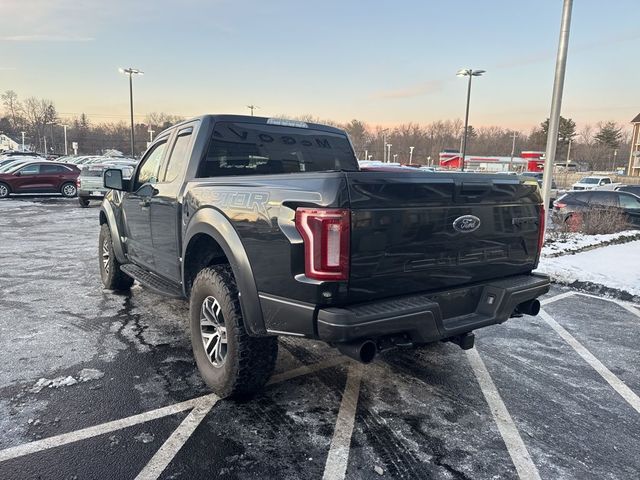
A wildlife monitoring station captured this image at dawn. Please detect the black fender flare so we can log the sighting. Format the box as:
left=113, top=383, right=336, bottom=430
left=182, top=207, right=266, bottom=336
left=100, top=203, right=126, bottom=264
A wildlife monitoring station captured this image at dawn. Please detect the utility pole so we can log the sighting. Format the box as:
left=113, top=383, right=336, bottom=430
left=148, top=127, right=155, bottom=143
left=612, top=149, right=618, bottom=172
left=386, top=143, right=392, bottom=163
left=541, top=0, right=572, bottom=214
left=43, top=136, right=47, bottom=155
left=21, top=131, right=25, bottom=151
left=364, top=149, right=368, bottom=161
left=409, top=146, right=415, bottom=165
left=509, top=132, right=518, bottom=171
left=247, top=105, right=259, bottom=116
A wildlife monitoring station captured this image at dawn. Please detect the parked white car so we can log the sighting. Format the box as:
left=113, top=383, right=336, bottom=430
left=571, top=176, right=616, bottom=191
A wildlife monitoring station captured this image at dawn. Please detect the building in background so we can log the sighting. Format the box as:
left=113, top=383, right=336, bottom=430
left=0, top=134, right=19, bottom=152
left=627, top=113, right=640, bottom=176
left=439, top=150, right=546, bottom=172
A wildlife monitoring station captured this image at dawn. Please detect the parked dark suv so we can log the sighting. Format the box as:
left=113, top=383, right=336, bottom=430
left=552, top=190, right=640, bottom=227
left=0, top=162, right=80, bottom=198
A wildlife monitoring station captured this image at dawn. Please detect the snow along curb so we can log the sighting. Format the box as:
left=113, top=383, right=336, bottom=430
left=547, top=278, right=640, bottom=304
left=543, top=230, right=640, bottom=258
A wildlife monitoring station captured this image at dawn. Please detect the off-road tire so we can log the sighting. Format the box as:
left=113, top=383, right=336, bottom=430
left=61, top=182, right=77, bottom=198
left=79, top=196, right=90, bottom=208
left=99, top=223, right=134, bottom=291
left=0, top=182, right=10, bottom=199
left=190, top=265, right=278, bottom=398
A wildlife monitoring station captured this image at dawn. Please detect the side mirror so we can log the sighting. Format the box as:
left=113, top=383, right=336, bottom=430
left=104, top=168, right=128, bottom=191
left=14, top=171, right=21, bottom=177
left=135, top=183, right=158, bottom=198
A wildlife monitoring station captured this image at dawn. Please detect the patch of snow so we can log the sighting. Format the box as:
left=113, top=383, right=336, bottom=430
left=134, top=432, right=155, bottom=443
left=543, top=230, right=640, bottom=257
left=29, top=368, right=105, bottom=393
left=29, top=376, right=78, bottom=393
left=77, top=368, right=105, bottom=382
left=536, top=240, right=640, bottom=296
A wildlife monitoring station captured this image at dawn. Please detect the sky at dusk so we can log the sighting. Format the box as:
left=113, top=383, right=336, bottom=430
left=1, top=0, right=639, bottom=131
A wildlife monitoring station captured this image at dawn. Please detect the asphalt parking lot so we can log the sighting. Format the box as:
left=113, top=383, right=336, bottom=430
left=1, top=197, right=639, bottom=480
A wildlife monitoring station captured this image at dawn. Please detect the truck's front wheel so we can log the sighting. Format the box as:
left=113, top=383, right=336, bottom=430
left=99, top=224, right=134, bottom=291
left=190, top=265, right=278, bottom=398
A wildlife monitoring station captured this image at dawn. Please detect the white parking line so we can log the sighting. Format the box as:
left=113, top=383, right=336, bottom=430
left=540, top=291, right=575, bottom=306
left=135, top=394, right=219, bottom=480
left=322, top=365, right=363, bottom=480
left=0, top=394, right=217, bottom=463
left=539, top=309, right=640, bottom=414
left=466, top=348, right=542, bottom=480
left=0, top=357, right=347, bottom=464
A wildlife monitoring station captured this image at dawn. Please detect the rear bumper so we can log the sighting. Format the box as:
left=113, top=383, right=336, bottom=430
left=315, top=273, right=550, bottom=343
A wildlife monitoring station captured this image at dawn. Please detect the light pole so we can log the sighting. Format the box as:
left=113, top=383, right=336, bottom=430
left=386, top=143, right=392, bottom=163
left=456, top=68, right=486, bottom=171
left=393, top=154, right=398, bottom=162
left=62, top=124, right=69, bottom=155
left=509, top=132, right=518, bottom=171
left=381, top=128, right=389, bottom=162
left=119, top=67, right=144, bottom=157
left=21, top=131, right=25, bottom=151
left=541, top=0, right=572, bottom=214
left=409, top=146, right=415, bottom=165
left=148, top=127, right=155, bottom=143
left=247, top=105, right=259, bottom=116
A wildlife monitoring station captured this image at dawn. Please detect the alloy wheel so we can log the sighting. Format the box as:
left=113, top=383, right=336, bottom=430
left=0, top=185, right=7, bottom=198
left=200, top=296, right=228, bottom=367
left=102, top=239, right=110, bottom=275
left=63, top=184, right=77, bottom=197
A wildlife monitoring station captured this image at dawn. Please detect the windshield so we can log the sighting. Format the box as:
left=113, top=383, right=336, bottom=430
left=197, top=121, right=359, bottom=177
left=580, top=177, right=600, bottom=184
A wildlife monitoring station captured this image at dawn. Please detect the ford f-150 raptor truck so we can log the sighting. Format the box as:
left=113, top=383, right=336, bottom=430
left=99, top=115, right=550, bottom=398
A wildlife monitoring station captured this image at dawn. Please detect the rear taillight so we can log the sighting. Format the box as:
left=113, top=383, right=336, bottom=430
left=295, top=208, right=350, bottom=281
left=538, top=205, right=545, bottom=251
left=553, top=201, right=566, bottom=209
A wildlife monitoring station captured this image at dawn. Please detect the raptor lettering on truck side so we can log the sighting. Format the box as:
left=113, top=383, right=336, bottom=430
left=211, top=191, right=271, bottom=223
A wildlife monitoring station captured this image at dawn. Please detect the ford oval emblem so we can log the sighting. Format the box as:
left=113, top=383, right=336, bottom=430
left=453, top=215, right=481, bottom=233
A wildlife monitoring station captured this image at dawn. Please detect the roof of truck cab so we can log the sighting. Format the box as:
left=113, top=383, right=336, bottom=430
left=161, top=114, right=347, bottom=136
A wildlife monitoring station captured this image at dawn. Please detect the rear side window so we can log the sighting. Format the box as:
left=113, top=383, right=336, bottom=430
left=589, top=192, right=618, bottom=207
left=569, top=192, right=591, bottom=203
left=163, top=130, right=193, bottom=183
left=41, top=164, right=67, bottom=174
left=197, top=121, right=358, bottom=178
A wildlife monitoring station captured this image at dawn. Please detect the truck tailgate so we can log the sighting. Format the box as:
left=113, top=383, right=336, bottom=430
left=346, top=171, right=542, bottom=302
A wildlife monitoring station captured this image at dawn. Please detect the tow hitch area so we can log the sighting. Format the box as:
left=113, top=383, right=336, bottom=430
left=446, top=332, right=475, bottom=350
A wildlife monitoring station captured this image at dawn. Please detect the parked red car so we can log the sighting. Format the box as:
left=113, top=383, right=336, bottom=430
left=0, top=162, right=80, bottom=198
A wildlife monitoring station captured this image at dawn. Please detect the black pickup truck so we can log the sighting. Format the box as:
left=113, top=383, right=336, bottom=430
left=99, top=114, right=549, bottom=398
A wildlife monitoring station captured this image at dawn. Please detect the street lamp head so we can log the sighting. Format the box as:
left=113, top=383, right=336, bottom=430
left=119, top=67, right=144, bottom=76
left=457, top=68, right=486, bottom=77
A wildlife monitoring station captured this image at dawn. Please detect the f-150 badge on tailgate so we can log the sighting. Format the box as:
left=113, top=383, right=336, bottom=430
left=453, top=215, right=481, bottom=233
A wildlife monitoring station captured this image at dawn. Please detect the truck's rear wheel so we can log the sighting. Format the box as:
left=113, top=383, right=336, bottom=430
left=189, top=265, right=278, bottom=398
left=99, top=224, right=134, bottom=291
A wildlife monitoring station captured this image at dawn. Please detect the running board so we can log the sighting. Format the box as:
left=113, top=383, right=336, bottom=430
left=120, top=264, right=183, bottom=298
